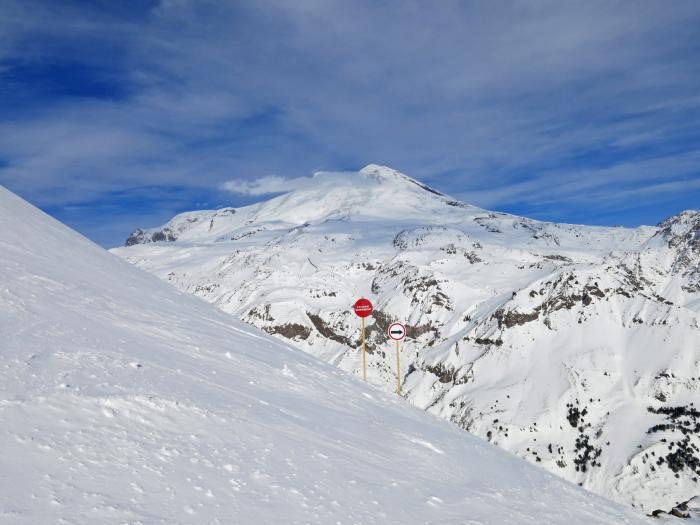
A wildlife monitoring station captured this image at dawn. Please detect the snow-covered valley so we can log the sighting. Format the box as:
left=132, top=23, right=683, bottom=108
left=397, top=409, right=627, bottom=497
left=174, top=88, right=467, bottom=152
left=0, top=184, right=658, bottom=523
left=113, top=165, right=700, bottom=517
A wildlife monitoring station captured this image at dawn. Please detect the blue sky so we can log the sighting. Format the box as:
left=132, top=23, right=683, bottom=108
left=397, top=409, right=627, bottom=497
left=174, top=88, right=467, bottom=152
left=1, top=0, right=699, bottom=247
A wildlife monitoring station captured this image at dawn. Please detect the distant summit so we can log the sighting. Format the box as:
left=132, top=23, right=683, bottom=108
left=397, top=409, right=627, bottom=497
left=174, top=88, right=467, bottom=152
left=123, top=165, right=476, bottom=247
left=358, top=164, right=446, bottom=196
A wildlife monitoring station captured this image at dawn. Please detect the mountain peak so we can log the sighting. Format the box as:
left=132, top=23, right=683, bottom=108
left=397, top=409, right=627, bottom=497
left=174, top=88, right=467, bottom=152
left=359, top=164, right=446, bottom=197
left=122, top=164, right=469, bottom=246
left=657, top=209, right=700, bottom=227
left=654, top=209, right=700, bottom=255
left=358, top=163, right=405, bottom=181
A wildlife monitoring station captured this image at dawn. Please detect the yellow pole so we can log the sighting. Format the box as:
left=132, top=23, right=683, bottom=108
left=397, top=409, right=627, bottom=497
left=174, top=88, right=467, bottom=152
left=396, top=340, right=401, bottom=395
left=361, top=316, right=367, bottom=381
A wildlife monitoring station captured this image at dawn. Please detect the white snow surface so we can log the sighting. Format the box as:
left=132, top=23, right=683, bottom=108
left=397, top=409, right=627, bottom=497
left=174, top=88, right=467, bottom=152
left=0, top=186, right=652, bottom=523
left=113, top=165, right=700, bottom=516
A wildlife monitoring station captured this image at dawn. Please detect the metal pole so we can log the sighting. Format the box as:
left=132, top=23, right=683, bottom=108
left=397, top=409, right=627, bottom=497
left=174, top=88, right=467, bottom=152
left=362, top=316, right=367, bottom=381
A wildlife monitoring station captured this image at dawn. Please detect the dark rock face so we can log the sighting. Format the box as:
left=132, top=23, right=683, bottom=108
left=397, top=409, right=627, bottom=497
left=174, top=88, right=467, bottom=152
left=487, top=277, right=607, bottom=333
left=487, top=278, right=609, bottom=332
left=266, top=323, right=311, bottom=340
left=125, top=229, right=146, bottom=246
left=151, top=230, right=177, bottom=243
left=543, top=254, right=573, bottom=263
left=424, top=362, right=457, bottom=384
left=407, top=178, right=444, bottom=196
left=493, top=308, right=539, bottom=329
left=657, top=211, right=700, bottom=251
left=473, top=336, right=503, bottom=346
left=651, top=497, right=696, bottom=519
left=307, top=312, right=356, bottom=347
left=406, top=322, right=439, bottom=341
left=247, top=304, right=274, bottom=322
left=473, top=215, right=503, bottom=234
left=365, top=309, right=394, bottom=341
left=655, top=211, right=700, bottom=290
left=125, top=227, right=177, bottom=246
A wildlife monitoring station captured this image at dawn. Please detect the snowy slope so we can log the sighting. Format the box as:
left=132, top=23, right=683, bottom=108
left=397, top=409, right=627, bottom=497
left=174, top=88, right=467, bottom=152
left=114, top=165, right=700, bottom=516
left=0, top=186, right=652, bottom=524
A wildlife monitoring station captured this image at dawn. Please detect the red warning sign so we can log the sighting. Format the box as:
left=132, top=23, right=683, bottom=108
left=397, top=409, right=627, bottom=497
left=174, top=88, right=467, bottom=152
left=353, top=298, right=373, bottom=318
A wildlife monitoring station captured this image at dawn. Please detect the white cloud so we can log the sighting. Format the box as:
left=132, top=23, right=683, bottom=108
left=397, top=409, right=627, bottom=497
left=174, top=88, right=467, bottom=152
left=221, top=175, right=312, bottom=196
left=1, top=0, right=700, bottom=243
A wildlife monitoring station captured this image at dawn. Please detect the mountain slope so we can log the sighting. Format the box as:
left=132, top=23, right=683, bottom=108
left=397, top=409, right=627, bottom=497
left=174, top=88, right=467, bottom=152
left=114, top=165, right=700, bottom=516
left=0, top=185, right=650, bottom=523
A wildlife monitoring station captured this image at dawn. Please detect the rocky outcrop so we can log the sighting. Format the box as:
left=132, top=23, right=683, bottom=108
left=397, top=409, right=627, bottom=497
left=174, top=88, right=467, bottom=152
left=126, top=227, right=178, bottom=245
left=265, top=323, right=311, bottom=340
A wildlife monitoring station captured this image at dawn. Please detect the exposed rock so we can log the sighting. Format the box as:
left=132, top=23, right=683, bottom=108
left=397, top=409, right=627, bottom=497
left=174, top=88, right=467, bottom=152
left=307, top=312, right=356, bottom=347
left=126, top=228, right=177, bottom=245
left=493, top=307, right=540, bottom=329
left=266, top=323, right=311, bottom=340
left=473, top=336, right=503, bottom=346
left=424, top=362, right=456, bottom=384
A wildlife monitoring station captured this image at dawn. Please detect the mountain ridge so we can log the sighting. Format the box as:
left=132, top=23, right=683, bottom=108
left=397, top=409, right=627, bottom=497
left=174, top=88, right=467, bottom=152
left=114, top=166, right=700, bottom=515
left=124, top=164, right=662, bottom=253
left=1, top=184, right=655, bottom=523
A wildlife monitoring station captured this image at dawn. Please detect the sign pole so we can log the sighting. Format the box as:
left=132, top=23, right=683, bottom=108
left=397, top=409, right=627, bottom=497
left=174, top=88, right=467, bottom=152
left=361, top=316, right=367, bottom=381
left=396, top=340, right=401, bottom=394
left=387, top=322, right=406, bottom=395
left=353, top=297, right=373, bottom=382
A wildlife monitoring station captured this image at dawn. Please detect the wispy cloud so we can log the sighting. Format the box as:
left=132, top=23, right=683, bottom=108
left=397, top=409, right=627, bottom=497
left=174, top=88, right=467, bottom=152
left=1, top=0, right=699, bottom=244
left=221, top=175, right=312, bottom=196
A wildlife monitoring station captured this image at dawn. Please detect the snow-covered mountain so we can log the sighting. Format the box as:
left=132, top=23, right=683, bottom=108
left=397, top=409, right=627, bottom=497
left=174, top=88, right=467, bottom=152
left=0, top=185, right=654, bottom=523
left=113, top=165, right=700, bottom=517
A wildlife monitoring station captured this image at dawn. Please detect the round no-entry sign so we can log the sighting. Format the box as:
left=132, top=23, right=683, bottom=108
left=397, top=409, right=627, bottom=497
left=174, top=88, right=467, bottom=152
left=353, top=298, right=373, bottom=318
left=387, top=322, right=406, bottom=341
